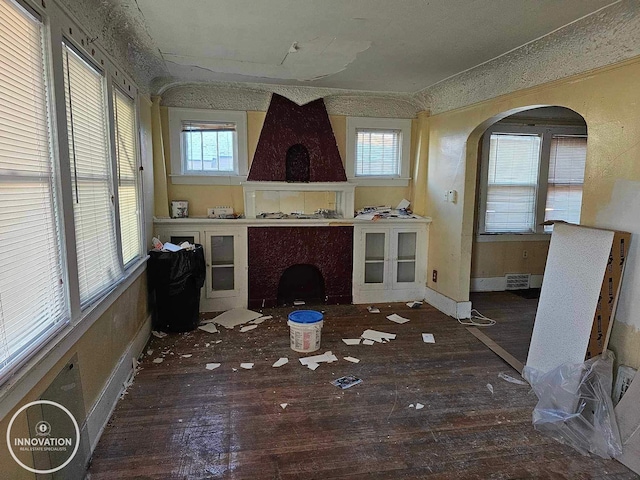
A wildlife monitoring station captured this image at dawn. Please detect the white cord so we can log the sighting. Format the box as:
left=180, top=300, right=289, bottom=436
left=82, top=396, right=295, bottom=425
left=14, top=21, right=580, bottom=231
left=457, top=308, right=496, bottom=327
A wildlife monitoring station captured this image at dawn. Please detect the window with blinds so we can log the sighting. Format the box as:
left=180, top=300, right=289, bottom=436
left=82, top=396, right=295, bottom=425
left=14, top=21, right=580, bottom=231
left=545, top=135, right=587, bottom=228
left=113, top=89, right=142, bottom=265
left=182, top=121, right=236, bottom=173
left=63, top=43, right=122, bottom=306
left=355, top=129, right=401, bottom=176
left=484, top=133, right=541, bottom=233
left=0, top=0, right=67, bottom=378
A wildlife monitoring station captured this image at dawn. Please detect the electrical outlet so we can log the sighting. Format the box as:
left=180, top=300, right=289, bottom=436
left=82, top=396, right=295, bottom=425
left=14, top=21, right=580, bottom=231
left=432, top=270, right=438, bottom=283
left=523, top=250, right=528, bottom=259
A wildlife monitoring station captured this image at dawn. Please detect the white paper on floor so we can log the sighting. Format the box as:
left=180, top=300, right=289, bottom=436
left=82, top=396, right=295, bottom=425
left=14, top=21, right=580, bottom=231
left=212, top=308, right=263, bottom=329
left=240, top=324, right=258, bottom=332
left=152, top=358, right=164, bottom=364
left=198, top=323, right=219, bottom=334
left=206, top=363, right=221, bottom=370
left=272, top=357, right=289, bottom=368
left=299, top=351, right=338, bottom=368
left=306, top=362, right=319, bottom=371
left=151, top=331, right=167, bottom=338
left=240, top=363, right=254, bottom=369
left=409, top=404, right=414, bottom=408
left=415, top=403, right=424, bottom=410
left=344, top=356, right=360, bottom=363
left=387, top=314, right=410, bottom=324
left=361, top=329, right=397, bottom=343
left=367, top=306, right=380, bottom=313
left=181, top=354, right=192, bottom=358
left=422, top=333, right=435, bottom=343
left=362, top=339, right=375, bottom=345
left=280, top=403, right=288, bottom=409
left=342, top=338, right=361, bottom=345
left=406, top=301, right=423, bottom=308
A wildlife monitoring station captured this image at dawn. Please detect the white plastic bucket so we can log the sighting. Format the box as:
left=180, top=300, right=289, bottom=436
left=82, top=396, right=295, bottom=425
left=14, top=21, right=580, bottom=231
left=287, top=310, right=324, bottom=353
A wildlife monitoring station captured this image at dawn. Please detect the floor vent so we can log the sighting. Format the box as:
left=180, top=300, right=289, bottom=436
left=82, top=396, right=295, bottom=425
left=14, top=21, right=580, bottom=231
left=505, top=273, right=530, bottom=290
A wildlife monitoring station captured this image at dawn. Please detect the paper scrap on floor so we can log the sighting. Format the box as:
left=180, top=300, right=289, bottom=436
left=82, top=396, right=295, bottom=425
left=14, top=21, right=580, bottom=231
left=415, top=403, right=424, bottom=410
left=280, top=403, right=288, bottom=409
left=306, top=362, right=319, bottom=371
left=406, top=301, right=422, bottom=309
left=361, top=329, right=397, bottom=343
left=331, top=375, right=362, bottom=389
left=240, top=363, right=254, bottom=369
left=422, top=333, right=435, bottom=343
left=344, top=356, right=360, bottom=363
left=272, top=357, right=288, bottom=368
left=198, top=323, right=219, bottom=334
left=240, top=324, right=258, bottom=332
left=342, top=338, right=361, bottom=345
left=299, top=351, right=338, bottom=368
left=181, top=354, right=192, bottom=358
left=206, top=363, right=221, bottom=370
left=362, top=339, right=375, bottom=345
left=152, top=358, right=163, bottom=364
left=212, top=308, right=263, bottom=329
left=387, top=314, right=410, bottom=324
left=367, top=306, right=380, bottom=313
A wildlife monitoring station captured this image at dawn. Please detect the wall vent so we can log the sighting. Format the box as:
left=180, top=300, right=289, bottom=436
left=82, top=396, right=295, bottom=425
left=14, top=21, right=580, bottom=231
left=505, top=273, right=530, bottom=290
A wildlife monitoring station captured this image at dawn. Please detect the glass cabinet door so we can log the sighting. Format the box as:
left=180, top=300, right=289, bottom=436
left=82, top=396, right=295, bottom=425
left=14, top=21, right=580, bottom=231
left=395, top=231, right=417, bottom=283
left=364, top=232, right=386, bottom=284
left=210, top=235, right=235, bottom=291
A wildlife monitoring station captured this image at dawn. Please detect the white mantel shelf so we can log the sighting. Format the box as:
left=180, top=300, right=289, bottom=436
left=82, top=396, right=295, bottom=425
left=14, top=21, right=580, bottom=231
left=153, top=216, right=432, bottom=226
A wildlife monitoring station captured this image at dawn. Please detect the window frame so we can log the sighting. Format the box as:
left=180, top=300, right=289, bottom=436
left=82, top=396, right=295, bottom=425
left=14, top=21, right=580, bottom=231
left=169, top=108, right=248, bottom=185
left=346, top=117, right=412, bottom=186
left=477, top=123, right=587, bottom=241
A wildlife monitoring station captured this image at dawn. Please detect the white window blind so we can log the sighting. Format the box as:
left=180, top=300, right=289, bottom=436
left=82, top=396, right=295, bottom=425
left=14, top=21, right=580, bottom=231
left=113, top=89, right=141, bottom=265
left=545, top=135, right=586, bottom=228
left=485, top=133, right=541, bottom=233
left=355, top=129, right=401, bottom=176
left=63, top=43, right=122, bottom=306
left=182, top=121, right=235, bottom=173
left=0, top=0, right=67, bottom=378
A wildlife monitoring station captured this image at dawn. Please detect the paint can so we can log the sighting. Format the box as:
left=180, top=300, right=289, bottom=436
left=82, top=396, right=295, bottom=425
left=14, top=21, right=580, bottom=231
left=287, top=310, right=324, bottom=353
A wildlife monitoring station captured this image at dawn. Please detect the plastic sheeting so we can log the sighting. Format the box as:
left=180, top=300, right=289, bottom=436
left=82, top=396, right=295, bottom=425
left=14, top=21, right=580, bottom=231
left=523, top=350, right=622, bottom=459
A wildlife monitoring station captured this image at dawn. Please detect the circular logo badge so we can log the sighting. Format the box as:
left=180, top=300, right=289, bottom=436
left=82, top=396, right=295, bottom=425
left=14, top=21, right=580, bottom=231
left=6, top=400, right=80, bottom=474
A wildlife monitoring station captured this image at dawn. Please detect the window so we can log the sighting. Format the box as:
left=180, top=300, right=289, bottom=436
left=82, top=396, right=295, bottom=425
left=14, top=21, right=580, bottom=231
left=0, top=0, right=67, bottom=380
left=479, top=125, right=587, bottom=235
left=169, top=108, right=248, bottom=184
left=113, top=88, right=142, bottom=265
left=346, top=117, right=412, bottom=186
left=63, top=43, right=123, bottom=306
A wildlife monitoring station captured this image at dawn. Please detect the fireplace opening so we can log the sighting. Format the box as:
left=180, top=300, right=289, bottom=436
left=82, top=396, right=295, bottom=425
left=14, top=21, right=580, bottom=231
left=277, top=264, right=325, bottom=305
left=285, top=144, right=310, bottom=182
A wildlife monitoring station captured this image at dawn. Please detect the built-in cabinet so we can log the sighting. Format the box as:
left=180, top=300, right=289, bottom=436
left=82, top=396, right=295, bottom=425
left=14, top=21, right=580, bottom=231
left=154, top=218, right=429, bottom=311
left=353, top=224, right=428, bottom=303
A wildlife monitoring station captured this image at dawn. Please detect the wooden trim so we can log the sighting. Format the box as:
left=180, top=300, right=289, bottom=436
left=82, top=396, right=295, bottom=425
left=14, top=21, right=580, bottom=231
left=466, top=327, right=524, bottom=374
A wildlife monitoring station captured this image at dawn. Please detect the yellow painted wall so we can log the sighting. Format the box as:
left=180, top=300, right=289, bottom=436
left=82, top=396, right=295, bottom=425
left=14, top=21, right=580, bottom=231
left=471, top=241, right=549, bottom=278
left=0, top=274, right=149, bottom=478
left=155, top=108, right=414, bottom=216
left=420, top=56, right=640, bottom=368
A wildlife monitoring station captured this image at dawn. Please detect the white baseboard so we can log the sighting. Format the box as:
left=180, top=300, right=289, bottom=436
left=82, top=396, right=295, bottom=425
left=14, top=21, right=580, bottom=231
left=424, top=287, right=472, bottom=319
left=85, top=314, right=152, bottom=453
left=470, top=275, right=543, bottom=292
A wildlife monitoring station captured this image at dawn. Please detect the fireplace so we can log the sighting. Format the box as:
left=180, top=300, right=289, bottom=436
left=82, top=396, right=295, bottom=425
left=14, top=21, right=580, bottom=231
left=277, top=264, right=325, bottom=306
left=248, top=226, right=353, bottom=308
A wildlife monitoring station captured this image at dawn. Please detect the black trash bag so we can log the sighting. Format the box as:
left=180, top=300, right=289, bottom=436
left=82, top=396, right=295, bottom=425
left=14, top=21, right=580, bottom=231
left=148, top=245, right=205, bottom=332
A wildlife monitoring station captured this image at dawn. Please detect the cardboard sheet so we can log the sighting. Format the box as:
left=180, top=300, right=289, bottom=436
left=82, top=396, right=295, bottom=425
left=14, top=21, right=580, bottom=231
left=526, top=223, right=614, bottom=374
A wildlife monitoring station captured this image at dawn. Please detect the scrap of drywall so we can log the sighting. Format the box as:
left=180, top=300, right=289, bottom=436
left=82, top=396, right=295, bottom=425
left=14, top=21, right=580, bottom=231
left=615, top=373, right=640, bottom=474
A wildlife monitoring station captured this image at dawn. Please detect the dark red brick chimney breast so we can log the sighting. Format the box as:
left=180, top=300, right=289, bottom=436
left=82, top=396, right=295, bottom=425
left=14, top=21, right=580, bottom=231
left=247, top=93, right=347, bottom=182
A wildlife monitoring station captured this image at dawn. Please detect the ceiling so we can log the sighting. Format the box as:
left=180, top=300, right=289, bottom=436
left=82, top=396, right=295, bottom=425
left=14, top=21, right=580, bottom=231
left=135, top=0, right=616, bottom=93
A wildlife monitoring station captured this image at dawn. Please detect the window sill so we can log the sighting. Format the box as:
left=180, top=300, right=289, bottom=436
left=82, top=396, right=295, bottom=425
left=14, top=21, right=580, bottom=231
left=348, top=177, right=410, bottom=187
left=170, top=174, right=247, bottom=186
left=0, top=256, right=149, bottom=421
left=476, top=233, right=551, bottom=243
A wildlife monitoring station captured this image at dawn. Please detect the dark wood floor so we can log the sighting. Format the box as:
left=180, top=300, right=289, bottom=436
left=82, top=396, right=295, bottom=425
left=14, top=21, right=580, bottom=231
left=87, top=293, right=635, bottom=479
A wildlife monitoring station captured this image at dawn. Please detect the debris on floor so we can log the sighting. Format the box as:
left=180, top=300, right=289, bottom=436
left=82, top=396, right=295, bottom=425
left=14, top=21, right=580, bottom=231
left=367, top=306, right=380, bottom=313
left=422, top=333, right=435, bottom=343
left=387, top=313, right=410, bottom=324
left=251, top=315, right=272, bottom=325
left=272, top=357, right=288, bottom=367
left=240, top=363, right=254, bottom=369
left=406, top=301, right=423, bottom=309
left=181, top=354, right=192, bottom=358
left=498, top=372, right=527, bottom=385
left=331, top=375, right=362, bottom=389
left=362, top=339, right=375, bottom=345
left=342, top=338, right=361, bottom=345
left=415, top=403, right=424, bottom=410
left=151, top=330, right=167, bottom=339
left=299, top=351, right=338, bottom=369
left=306, top=362, right=319, bottom=371
left=198, top=323, right=219, bottom=334
left=487, top=383, right=494, bottom=394
left=280, top=403, right=288, bottom=409
left=344, top=356, right=360, bottom=363
left=361, top=329, right=396, bottom=343
left=146, top=349, right=154, bottom=356
left=240, top=324, right=258, bottom=332
left=152, top=358, right=164, bottom=364
left=293, top=300, right=305, bottom=306
left=206, top=363, right=221, bottom=370
left=211, top=308, right=262, bottom=329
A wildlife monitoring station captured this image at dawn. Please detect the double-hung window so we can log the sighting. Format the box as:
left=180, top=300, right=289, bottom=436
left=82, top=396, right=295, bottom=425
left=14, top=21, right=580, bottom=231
left=63, top=43, right=122, bottom=306
left=0, top=0, right=67, bottom=379
left=346, top=117, right=412, bottom=186
left=479, top=124, right=587, bottom=235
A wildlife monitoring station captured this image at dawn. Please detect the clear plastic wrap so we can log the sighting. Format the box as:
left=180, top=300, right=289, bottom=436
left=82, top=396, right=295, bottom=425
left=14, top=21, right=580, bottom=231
left=522, top=350, right=622, bottom=459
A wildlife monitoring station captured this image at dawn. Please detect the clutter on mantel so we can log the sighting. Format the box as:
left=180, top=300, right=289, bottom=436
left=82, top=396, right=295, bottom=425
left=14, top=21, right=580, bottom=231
left=354, top=199, right=421, bottom=220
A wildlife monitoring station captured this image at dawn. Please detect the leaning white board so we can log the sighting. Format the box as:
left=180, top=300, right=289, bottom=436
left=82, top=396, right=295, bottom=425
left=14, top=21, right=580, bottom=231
left=526, top=223, right=614, bottom=374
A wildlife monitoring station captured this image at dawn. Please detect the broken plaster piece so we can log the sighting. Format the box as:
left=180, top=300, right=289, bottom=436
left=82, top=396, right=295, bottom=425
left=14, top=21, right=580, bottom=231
left=293, top=300, right=305, bottom=306
left=362, top=339, right=375, bottom=345
left=498, top=372, right=528, bottom=385
left=299, top=351, right=338, bottom=366
left=240, top=324, right=258, bottom=332
left=361, top=329, right=396, bottom=343
left=198, top=323, right=219, bottom=334
left=415, top=403, right=424, bottom=410
left=387, top=314, right=410, bottom=324
left=152, top=358, right=164, bottom=364
left=342, top=338, right=361, bottom=345
left=306, top=362, right=320, bottom=371
left=240, top=363, right=254, bottom=369
left=272, top=357, right=289, bottom=368
left=409, top=404, right=415, bottom=408
left=151, top=331, right=167, bottom=338
left=344, top=356, right=360, bottom=363
left=212, top=308, right=263, bottom=329
left=487, top=383, right=494, bottom=395
left=181, top=354, right=193, bottom=358
left=367, top=306, right=380, bottom=313
left=406, top=301, right=423, bottom=309
left=280, top=403, right=288, bottom=409
left=206, top=363, right=221, bottom=370
left=422, top=333, right=435, bottom=343
left=146, top=349, right=154, bottom=356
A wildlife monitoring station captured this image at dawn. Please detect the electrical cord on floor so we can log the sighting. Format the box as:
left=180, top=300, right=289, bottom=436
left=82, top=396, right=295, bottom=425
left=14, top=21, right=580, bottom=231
left=457, top=308, right=496, bottom=327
